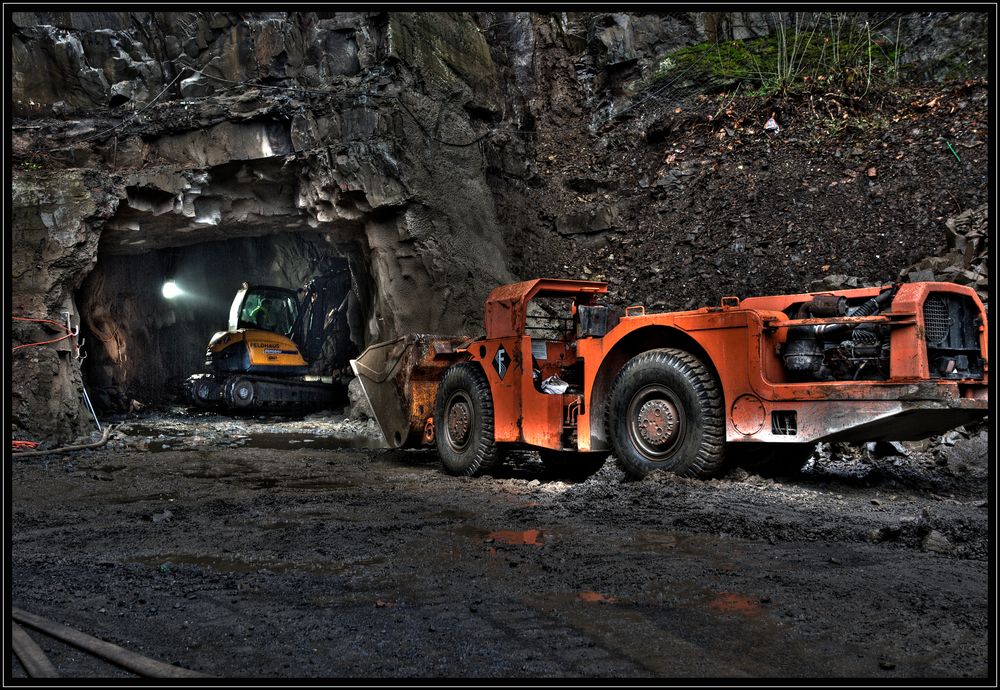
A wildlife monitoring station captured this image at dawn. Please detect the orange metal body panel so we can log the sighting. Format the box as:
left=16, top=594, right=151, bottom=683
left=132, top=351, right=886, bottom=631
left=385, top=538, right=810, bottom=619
left=465, top=336, right=567, bottom=448
left=473, top=280, right=988, bottom=452
left=484, top=279, right=608, bottom=339
left=209, top=329, right=307, bottom=368
left=464, top=279, right=609, bottom=449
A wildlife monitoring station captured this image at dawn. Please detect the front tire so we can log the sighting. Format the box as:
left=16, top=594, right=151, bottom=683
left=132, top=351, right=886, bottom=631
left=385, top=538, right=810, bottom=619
left=605, top=348, right=724, bottom=479
left=434, top=363, right=500, bottom=476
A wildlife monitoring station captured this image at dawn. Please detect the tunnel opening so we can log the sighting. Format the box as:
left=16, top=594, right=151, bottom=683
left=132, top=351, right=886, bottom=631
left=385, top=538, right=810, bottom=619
left=77, top=231, right=375, bottom=414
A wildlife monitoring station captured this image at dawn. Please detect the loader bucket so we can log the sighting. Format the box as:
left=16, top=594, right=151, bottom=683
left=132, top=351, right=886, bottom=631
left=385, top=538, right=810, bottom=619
left=350, top=334, right=469, bottom=449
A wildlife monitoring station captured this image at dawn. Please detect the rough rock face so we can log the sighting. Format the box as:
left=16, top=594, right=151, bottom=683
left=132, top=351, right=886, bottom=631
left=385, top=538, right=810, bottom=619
left=12, top=171, right=120, bottom=442
left=10, top=11, right=990, bottom=442
left=899, top=204, right=989, bottom=308
left=12, top=12, right=516, bottom=437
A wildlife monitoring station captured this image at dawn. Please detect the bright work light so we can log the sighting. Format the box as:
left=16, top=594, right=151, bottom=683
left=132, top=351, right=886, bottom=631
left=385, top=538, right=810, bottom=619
left=162, top=280, right=181, bottom=299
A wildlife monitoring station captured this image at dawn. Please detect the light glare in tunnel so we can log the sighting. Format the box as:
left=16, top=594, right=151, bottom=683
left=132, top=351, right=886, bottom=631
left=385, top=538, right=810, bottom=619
left=162, top=280, right=182, bottom=299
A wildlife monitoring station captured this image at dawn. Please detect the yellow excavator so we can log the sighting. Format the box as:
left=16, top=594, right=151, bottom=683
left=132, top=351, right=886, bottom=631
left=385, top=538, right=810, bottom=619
left=185, top=270, right=355, bottom=412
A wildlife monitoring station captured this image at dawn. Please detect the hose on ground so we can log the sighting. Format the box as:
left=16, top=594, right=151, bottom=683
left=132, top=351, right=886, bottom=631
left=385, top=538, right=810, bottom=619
left=12, top=622, right=59, bottom=678
left=11, top=424, right=115, bottom=458
left=12, top=607, right=212, bottom=678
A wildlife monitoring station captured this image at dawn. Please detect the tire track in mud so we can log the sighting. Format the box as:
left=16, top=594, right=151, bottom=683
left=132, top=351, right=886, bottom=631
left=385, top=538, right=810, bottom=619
left=10, top=435, right=990, bottom=678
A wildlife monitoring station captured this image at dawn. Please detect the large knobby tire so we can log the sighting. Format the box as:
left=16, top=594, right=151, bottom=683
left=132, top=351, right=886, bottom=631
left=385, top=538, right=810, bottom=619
left=605, top=348, right=725, bottom=479
left=539, top=450, right=609, bottom=480
left=434, top=363, right=500, bottom=477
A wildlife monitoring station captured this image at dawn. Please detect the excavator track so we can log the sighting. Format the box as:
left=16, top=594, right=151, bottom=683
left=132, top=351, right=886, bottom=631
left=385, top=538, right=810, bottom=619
left=185, top=373, right=339, bottom=413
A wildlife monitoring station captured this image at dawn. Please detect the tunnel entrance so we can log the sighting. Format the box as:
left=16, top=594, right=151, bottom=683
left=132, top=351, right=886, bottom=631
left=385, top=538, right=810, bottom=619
left=77, top=231, right=374, bottom=413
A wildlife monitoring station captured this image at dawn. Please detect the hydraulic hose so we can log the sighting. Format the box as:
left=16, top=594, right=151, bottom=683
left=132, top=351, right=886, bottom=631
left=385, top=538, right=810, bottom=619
left=12, top=607, right=212, bottom=678
left=12, top=622, right=59, bottom=678
left=847, top=287, right=895, bottom=317
left=819, top=285, right=898, bottom=341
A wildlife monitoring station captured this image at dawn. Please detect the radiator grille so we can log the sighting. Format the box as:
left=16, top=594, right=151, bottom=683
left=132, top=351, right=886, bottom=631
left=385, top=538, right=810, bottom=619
left=922, top=295, right=950, bottom=345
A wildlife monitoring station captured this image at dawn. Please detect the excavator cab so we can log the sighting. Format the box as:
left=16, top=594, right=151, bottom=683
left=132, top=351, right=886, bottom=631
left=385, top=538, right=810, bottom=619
left=230, top=283, right=300, bottom=340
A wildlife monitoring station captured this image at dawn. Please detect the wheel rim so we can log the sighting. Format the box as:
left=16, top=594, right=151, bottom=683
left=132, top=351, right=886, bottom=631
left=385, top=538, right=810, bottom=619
left=233, top=380, right=254, bottom=407
left=626, top=384, right=685, bottom=461
left=197, top=382, right=212, bottom=401
left=444, top=390, right=474, bottom=452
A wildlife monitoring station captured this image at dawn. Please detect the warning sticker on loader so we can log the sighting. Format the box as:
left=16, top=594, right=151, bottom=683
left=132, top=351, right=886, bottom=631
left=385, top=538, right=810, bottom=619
left=493, top=344, right=511, bottom=380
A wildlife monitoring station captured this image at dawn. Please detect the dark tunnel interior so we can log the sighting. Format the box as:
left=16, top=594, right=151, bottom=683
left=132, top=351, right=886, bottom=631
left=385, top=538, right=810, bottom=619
left=77, top=232, right=374, bottom=412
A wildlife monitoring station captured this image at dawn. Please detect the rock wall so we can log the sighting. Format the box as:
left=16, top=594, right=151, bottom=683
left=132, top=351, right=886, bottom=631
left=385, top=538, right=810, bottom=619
left=12, top=171, right=120, bottom=441
left=11, top=12, right=517, bottom=439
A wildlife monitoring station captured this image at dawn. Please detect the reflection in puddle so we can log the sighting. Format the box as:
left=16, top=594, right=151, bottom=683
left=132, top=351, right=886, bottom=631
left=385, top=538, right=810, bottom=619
left=426, top=509, right=477, bottom=521
left=707, top=592, right=763, bottom=618
left=487, top=529, right=544, bottom=546
left=628, top=531, right=701, bottom=552
left=122, top=427, right=384, bottom=453
left=578, top=590, right=619, bottom=604
left=627, top=530, right=742, bottom=571
left=237, top=433, right=385, bottom=451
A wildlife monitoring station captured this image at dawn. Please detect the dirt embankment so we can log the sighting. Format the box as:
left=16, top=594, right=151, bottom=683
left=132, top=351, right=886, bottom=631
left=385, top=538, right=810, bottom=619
left=509, top=75, right=988, bottom=311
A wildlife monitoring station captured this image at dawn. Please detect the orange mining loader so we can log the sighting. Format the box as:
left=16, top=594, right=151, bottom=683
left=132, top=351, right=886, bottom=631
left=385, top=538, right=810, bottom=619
left=351, top=279, right=989, bottom=479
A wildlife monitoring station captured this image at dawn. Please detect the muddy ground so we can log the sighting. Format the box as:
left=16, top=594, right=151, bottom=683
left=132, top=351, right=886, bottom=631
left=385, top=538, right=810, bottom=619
left=9, top=410, right=990, bottom=679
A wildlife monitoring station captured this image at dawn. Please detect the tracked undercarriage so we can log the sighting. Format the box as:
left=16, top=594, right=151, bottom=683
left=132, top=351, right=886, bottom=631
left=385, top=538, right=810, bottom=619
left=185, top=373, right=339, bottom=412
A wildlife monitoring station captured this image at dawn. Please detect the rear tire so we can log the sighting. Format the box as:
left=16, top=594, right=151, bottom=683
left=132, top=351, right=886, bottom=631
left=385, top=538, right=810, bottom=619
left=434, top=363, right=500, bottom=477
left=605, top=348, right=724, bottom=479
left=539, top=450, right=609, bottom=480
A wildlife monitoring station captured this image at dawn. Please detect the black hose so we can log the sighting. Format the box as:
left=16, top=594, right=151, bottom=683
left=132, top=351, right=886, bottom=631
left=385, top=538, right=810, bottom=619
left=820, top=286, right=897, bottom=341
left=848, top=297, right=879, bottom=318
left=848, top=286, right=897, bottom=317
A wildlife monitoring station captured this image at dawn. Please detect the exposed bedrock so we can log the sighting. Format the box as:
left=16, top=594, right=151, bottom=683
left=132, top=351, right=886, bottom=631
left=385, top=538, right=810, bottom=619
left=12, top=171, right=121, bottom=442
left=11, top=12, right=516, bottom=439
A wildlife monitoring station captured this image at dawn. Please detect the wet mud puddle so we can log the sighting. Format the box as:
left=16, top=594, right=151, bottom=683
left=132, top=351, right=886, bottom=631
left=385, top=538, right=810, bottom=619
left=118, top=424, right=384, bottom=453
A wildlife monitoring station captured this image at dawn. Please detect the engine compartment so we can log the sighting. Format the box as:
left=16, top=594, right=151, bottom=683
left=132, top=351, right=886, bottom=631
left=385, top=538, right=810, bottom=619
left=775, top=286, right=985, bottom=382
